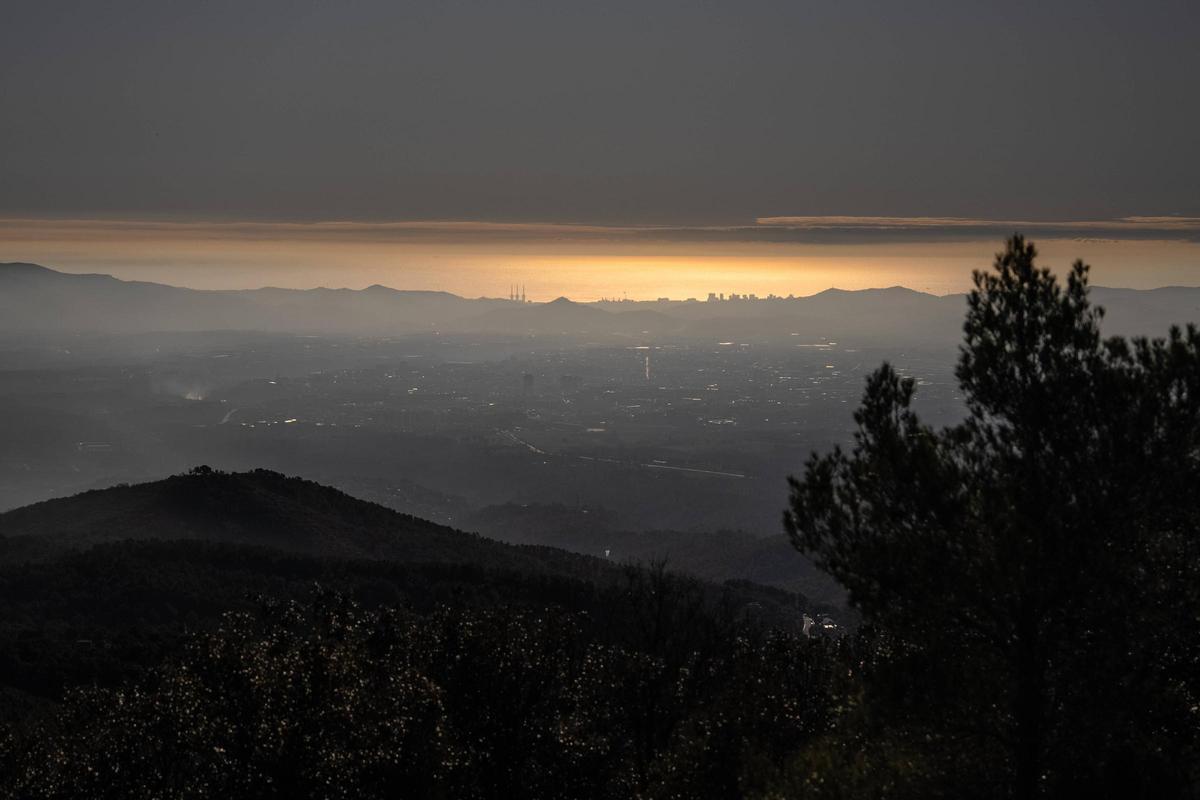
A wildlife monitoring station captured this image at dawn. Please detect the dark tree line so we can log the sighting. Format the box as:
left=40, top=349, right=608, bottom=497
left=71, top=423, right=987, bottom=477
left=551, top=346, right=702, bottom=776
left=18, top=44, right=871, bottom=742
left=1, top=578, right=856, bottom=800
left=786, top=235, right=1200, bottom=797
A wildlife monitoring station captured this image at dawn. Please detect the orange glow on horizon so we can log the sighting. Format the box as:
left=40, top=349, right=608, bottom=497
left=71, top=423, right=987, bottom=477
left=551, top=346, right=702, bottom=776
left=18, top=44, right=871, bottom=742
left=2, top=217, right=1199, bottom=301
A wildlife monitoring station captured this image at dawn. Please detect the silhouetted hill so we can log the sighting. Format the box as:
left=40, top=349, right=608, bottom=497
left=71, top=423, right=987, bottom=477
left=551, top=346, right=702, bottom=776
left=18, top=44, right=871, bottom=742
left=0, top=468, right=829, bottom=615
left=0, top=468, right=605, bottom=579
left=0, top=262, right=57, bottom=279
left=1089, top=285, right=1200, bottom=337
left=0, top=471, right=823, bottom=703
left=0, top=262, right=501, bottom=335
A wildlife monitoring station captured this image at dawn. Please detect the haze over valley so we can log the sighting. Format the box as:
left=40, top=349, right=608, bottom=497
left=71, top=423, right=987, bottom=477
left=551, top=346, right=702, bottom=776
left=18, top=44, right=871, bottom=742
left=4, top=0, right=1200, bottom=795
left=4, top=260, right=1199, bottom=603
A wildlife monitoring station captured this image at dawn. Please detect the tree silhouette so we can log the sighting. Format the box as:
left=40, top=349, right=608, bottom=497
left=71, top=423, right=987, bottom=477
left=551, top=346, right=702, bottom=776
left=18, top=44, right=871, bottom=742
left=785, top=235, right=1200, bottom=798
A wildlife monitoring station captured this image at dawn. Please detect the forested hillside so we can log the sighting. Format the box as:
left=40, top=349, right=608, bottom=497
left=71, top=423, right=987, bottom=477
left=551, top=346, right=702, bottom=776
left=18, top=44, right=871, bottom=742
left=0, top=468, right=842, bottom=799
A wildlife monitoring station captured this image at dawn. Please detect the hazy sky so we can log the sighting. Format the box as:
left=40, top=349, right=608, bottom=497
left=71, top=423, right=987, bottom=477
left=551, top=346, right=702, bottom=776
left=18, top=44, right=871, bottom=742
left=4, top=0, right=1198, bottom=224
left=2, top=1, right=1198, bottom=296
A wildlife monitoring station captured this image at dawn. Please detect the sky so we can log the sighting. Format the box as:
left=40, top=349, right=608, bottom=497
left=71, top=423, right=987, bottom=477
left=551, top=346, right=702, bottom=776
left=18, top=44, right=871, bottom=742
left=2, top=0, right=1198, bottom=297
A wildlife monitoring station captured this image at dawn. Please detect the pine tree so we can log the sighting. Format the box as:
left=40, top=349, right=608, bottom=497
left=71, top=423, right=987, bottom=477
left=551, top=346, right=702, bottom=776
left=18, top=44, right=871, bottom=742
left=785, top=235, right=1200, bottom=797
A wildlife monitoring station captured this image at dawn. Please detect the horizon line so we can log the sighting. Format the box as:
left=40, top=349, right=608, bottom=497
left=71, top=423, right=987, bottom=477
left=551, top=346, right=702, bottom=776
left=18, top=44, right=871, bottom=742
left=6, top=261, right=1199, bottom=303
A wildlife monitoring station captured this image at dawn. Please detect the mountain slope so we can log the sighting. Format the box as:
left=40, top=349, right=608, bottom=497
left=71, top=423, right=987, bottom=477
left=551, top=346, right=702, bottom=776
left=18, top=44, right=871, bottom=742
left=0, top=468, right=603, bottom=578
left=0, top=470, right=823, bottom=701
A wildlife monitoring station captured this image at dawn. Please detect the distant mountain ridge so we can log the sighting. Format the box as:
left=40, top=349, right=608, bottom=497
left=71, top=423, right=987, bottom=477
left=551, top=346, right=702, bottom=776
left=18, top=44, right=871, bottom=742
left=3, top=261, right=1198, bottom=342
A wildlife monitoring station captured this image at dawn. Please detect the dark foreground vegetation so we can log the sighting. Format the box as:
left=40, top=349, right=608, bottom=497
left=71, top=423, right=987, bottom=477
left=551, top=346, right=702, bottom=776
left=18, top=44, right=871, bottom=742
left=0, top=471, right=839, bottom=799
left=1, top=570, right=852, bottom=799
left=1, top=237, right=1198, bottom=798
